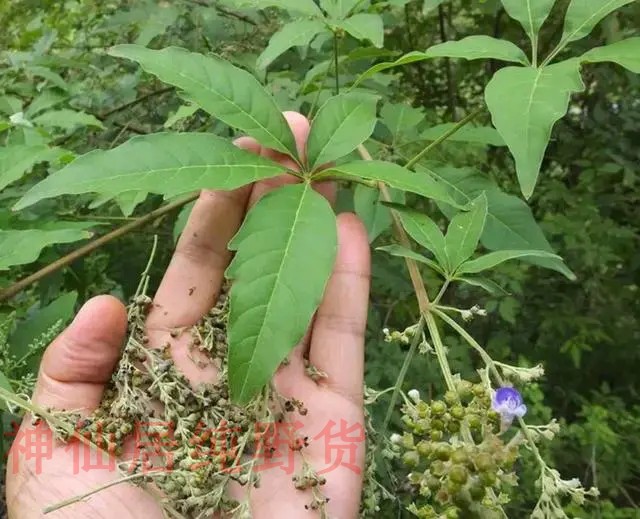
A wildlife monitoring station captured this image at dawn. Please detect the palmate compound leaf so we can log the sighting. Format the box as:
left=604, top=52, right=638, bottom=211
left=485, top=59, right=585, bottom=199
left=13, top=133, right=285, bottom=210
left=428, top=166, right=575, bottom=279
left=226, top=182, right=337, bottom=404
left=109, top=45, right=298, bottom=158
left=257, top=19, right=328, bottom=70
left=306, top=93, right=379, bottom=171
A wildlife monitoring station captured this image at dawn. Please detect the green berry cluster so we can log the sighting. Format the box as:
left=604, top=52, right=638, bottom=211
left=397, top=380, right=519, bottom=518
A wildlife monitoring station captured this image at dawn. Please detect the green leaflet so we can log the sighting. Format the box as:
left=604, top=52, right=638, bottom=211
left=257, top=20, right=328, bottom=70
left=226, top=183, right=337, bottom=403
left=228, top=0, right=323, bottom=17
left=485, top=60, right=585, bottom=199
left=0, top=145, right=63, bottom=191
left=109, top=45, right=298, bottom=157
left=306, top=93, right=379, bottom=170
left=320, top=0, right=360, bottom=19
left=24, top=90, right=67, bottom=118
left=135, top=4, right=179, bottom=46
left=353, top=184, right=404, bottom=242
left=337, top=14, right=384, bottom=48
left=376, top=244, right=444, bottom=276
left=391, top=205, right=448, bottom=269
left=424, top=36, right=529, bottom=65
left=457, top=249, right=560, bottom=275
left=14, top=133, right=284, bottom=210
left=0, top=228, right=92, bottom=270
left=429, top=166, right=574, bottom=279
left=501, top=0, right=556, bottom=42
left=319, top=160, right=463, bottom=208
left=453, top=276, right=507, bottom=295
left=32, top=109, right=105, bottom=130
left=115, top=191, right=148, bottom=216
left=444, top=193, right=487, bottom=271
left=581, top=38, right=640, bottom=73
left=164, top=104, right=199, bottom=128
left=561, top=0, right=635, bottom=44
left=351, top=51, right=429, bottom=88
left=381, top=103, right=425, bottom=140
left=421, top=124, right=505, bottom=146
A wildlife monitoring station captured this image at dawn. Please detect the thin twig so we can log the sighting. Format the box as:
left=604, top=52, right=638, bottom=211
left=0, top=193, right=199, bottom=303
left=405, top=107, right=484, bottom=169
left=185, top=0, right=257, bottom=26
left=382, top=317, right=425, bottom=435
left=438, top=5, right=456, bottom=119
left=100, top=87, right=175, bottom=118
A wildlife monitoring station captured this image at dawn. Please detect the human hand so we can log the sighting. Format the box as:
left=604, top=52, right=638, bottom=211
left=5, top=112, right=371, bottom=519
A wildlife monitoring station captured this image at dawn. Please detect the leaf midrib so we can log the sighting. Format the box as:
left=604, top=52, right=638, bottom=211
left=130, top=50, right=294, bottom=155
left=310, top=103, right=364, bottom=168
left=235, top=183, right=311, bottom=399
left=27, top=163, right=280, bottom=201
left=564, top=0, right=626, bottom=43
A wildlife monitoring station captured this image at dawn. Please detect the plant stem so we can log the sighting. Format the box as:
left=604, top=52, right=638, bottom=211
left=433, top=279, right=450, bottom=305
left=405, top=107, right=484, bottom=169
left=333, top=31, right=340, bottom=95
left=43, top=472, right=165, bottom=514
left=381, top=317, right=425, bottom=435
left=0, top=193, right=199, bottom=303
left=424, top=312, right=456, bottom=390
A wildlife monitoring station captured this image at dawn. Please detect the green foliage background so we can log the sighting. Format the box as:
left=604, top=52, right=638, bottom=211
left=0, top=0, right=638, bottom=516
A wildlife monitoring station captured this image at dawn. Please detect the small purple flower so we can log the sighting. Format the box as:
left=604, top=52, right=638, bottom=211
left=492, top=387, right=527, bottom=427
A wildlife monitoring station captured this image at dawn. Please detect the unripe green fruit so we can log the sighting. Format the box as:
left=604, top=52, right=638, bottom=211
left=467, top=414, right=481, bottom=430
left=450, top=405, right=465, bottom=420
left=435, top=443, right=452, bottom=461
left=403, top=450, right=420, bottom=468
left=449, top=465, right=469, bottom=485
left=417, top=440, right=432, bottom=456
left=444, top=390, right=458, bottom=405
left=445, top=508, right=459, bottom=519
left=431, top=418, right=445, bottom=431
left=426, top=476, right=440, bottom=491
left=430, top=459, right=445, bottom=476
left=479, top=470, right=497, bottom=486
left=430, top=429, right=443, bottom=441
left=472, top=384, right=486, bottom=397
left=431, top=401, right=446, bottom=415
left=450, top=449, right=468, bottom=465
left=469, top=481, right=486, bottom=500
left=475, top=452, right=493, bottom=472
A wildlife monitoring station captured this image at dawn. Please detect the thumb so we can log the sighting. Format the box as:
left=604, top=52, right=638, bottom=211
left=32, top=295, right=127, bottom=412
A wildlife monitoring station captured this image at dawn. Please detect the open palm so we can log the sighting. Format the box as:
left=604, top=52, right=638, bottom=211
left=6, top=112, right=371, bottom=519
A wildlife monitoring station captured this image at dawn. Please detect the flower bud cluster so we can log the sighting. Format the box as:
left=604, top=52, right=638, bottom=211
left=396, top=379, right=519, bottom=518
